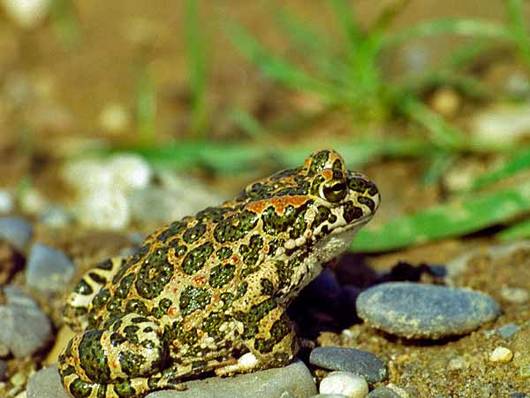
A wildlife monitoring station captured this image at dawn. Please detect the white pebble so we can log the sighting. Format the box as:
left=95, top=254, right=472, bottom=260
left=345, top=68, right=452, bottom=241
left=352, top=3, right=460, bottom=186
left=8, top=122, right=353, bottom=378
left=99, top=102, right=130, bottom=134
left=0, top=190, right=13, bottom=214
left=18, top=187, right=47, bottom=215
left=319, top=371, right=368, bottom=398
left=500, top=286, right=529, bottom=304
left=489, top=346, right=513, bottom=363
left=108, top=154, right=152, bottom=192
left=75, top=189, right=130, bottom=230
left=1, top=0, right=50, bottom=29
left=63, top=159, right=114, bottom=193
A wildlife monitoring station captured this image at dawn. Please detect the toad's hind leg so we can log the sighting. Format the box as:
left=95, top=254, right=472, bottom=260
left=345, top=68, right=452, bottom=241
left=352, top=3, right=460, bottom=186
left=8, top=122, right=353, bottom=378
left=216, top=307, right=298, bottom=376
left=63, top=257, right=125, bottom=331
left=59, top=313, right=178, bottom=398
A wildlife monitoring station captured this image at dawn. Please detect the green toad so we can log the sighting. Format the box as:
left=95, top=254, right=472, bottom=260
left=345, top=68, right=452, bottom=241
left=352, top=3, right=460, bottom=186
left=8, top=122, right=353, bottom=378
left=59, top=149, right=380, bottom=398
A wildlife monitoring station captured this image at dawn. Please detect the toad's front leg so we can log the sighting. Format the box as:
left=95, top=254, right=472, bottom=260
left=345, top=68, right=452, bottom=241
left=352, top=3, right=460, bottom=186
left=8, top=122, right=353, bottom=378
left=59, top=313, right=181, bottom=398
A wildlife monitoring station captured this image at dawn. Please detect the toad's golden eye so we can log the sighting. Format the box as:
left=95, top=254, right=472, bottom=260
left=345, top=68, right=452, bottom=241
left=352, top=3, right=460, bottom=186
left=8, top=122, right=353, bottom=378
left=322, top=180, right=347, bottom=202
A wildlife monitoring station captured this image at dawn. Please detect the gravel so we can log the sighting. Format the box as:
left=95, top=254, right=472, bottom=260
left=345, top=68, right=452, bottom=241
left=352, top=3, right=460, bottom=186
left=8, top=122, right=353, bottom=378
left=0, top=217, right=33, bottom=251
left=25, top=243, right=75, bottom=294
left=319, top=371, right=368, bottom=398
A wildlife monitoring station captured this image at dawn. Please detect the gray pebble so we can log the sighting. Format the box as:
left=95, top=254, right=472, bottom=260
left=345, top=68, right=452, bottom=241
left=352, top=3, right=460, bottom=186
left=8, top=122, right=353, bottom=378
left=367, top=387, right=403, bottom=398
left=310, top=395, right=348, bottom=398
left=496, top=323, right=520, bottom=340
left=0, top=217, right=33, bottom=251
left=0, top=286, right=52, bottom=357
left=27, top=366, right=69, bottom=398
left=26, top=243, right=75, bottom=294
left=28, top=361, right=316, bottom=398
left=310, top=347, right=387, bottom=384
left=356, top=282, right=501, bottom=339
left=510, top=393, right=529, bottom=398
left=147, top=360, right=316, bottom=397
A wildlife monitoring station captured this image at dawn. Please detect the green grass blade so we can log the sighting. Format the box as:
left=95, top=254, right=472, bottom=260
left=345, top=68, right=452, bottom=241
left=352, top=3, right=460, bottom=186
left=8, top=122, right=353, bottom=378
left=352, top=181, right=530, bottom=252
left=227, top=23, right=342, bottom=102
left=108, top=138, right=430, bottom=175
left=50, top=0, right=81, bottom=49
left=185, top=0, right=209, bottom=137
left=398, top=96, right=466, bottom=149
left=470, top=148, right=530, bottom=190
left=228, top=108, right=268, bottom=140
left=498, top=217, right=530, bottom=240
left=329, top=0, right=362, bottom=47
left=135, top=63, right=157, bottom=145
left=506, top=0, right=530, bottom=68
left=384, top=18, right=511, bottom=48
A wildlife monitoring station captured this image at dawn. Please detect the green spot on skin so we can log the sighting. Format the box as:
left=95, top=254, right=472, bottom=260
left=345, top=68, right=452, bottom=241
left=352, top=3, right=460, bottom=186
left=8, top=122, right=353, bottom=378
left=182, top=243, right=214, bottom=275
left=209, top=263, right=236, bottom=288
left=179, top=286, right=211, bottom=315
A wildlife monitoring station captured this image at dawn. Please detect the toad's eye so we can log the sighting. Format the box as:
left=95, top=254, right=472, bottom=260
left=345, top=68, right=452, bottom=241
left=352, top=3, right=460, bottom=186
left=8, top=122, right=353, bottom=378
left=322, top=180, right=347, bottom=202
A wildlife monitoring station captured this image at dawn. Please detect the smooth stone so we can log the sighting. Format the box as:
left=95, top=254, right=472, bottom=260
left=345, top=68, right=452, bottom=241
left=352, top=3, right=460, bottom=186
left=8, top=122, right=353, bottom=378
left=0, top=190, right=13, bottom=214
left=310, top=347, right=387, bottom=384
left=319, top=371, right=368, bottom=398
left=0, top=286, right=52, bottom=357
left=356, top=282, right=501, bottom=339
left=496, top=323, right=520, bottom=340
left=108, top=154, right=152, bottom=192
left=75, top=188, right=130, bottom=230
left=27, top=366, right=69, bottom=398
left=0, top=217, right=33, bottom=251
left=367, top=387, right=403, bottom=398
left=39, top=206, right=73, bottom=228
left=310, top=395, right=348, bottom=398
left=25, top=243, right=75, bottom=294
left=147, top=360, right=317, bottom=398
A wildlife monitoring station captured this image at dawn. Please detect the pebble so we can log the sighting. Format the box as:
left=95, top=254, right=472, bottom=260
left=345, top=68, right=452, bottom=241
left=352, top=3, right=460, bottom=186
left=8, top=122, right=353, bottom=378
left=310, top=395, right=347, bottom=398
left=108, top=154, right=152, bottom=192
left=356, top=282, right=501, bottom=339
left=500, top=286, right=529, bottom=304
left=471, top=104, right=530, bottom=144
left=319, top=371, right=368, bottom=398
left=0, top=360, right=7, bottom=381
left=496, top=323, right=520, bottom=340
left=489, top=346, right=513, bottom=363
left=0, top=190, right=13, bottom=214
left=147, top=360, right=317, bottom=397
left=447, top=356, right=468, bottom=371
left=25, top=243, right=75, bottom=294
left=75, top=189, right=130, bottom=230
left=18, top=187, right=48, bottom=216
left=26, top=363, right=317, bottom=398
left=310, top=347, right=387, bottom=384
left=0, top=286, right=52, bottom=358
left=1, top=0, right=50, bottom=29
left=27, top=366, right=69, bottom=398
left=0, top=217, right=33, bottom=251
left=367, top=387, right=403, bottom=398
left=99, top=102, right=130, bottom=134
left=128, top=187, right=187, bottom=224
left=63, top=158, right=114, bottom=194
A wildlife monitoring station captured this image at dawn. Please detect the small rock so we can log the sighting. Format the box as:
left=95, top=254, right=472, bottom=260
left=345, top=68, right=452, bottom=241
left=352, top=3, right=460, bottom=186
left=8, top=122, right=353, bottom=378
left=1, top=0, right=50, bottom=29
left=356, top=282, right=500, bottom=339
left=471, top=104, right=530, bottom=144
left=319, top=371, right=368, bottom=398
left=310, top=347, right=387, bottom=384
left=310, top=395, right=347, bottom=398
left=489, top=346, right=513, bottom=363
left=26, top=243, right=74, bottom=294
left=18, top=187, right=48, bottom=216
left=39, top=206, right=73, bottom=228
left=0, top=359, right=7, bottom=381
left=63, top=158, right=113, bottom=194
left=147, top=360, right=316, bottom=397
left=447, top=356, right=468, bottom=371
left=128, top=187, right=185, bottom=224
left=27, top=366, right=69, bottom=398
left=0, top=190, right=13, bottom=214
left=367, top=387, right=403, bottom=398
left=0, top=286, right=52, bottom=357
left=75, top=188, right=130, bottom=230
left=99, top=102, right=130, bottom=134
left=510, top=393, right=529, bottom=398
left=496, top=323, right=520, bottom=340
left=429, top=87, right=461, bottom=118
left=500, top=286, right=529, bottom=304
left=108, top=154, right=152, bottom=192
left=0, top=217, right=33, bottom=251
